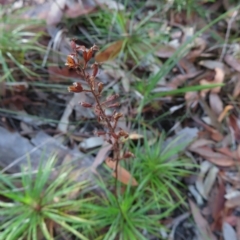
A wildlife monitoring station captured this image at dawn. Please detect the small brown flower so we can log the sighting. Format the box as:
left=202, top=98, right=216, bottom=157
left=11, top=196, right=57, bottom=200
left=118, top=130, right=129, bottom=138
left=113, top=112, right=123, bottom=120
left=65, top=55, right=76, bottom=69
left=68, top=82, right=83, bottom=93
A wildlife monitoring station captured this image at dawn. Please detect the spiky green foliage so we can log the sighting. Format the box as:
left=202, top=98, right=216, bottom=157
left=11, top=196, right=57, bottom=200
left=85, top=179, right=174, bottom=240
left=133, top=133, right=195, bottom=206
left=0, top=156, right=95, bottom=240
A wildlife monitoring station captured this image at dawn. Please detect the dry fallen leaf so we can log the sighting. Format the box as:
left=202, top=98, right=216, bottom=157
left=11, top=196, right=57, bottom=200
left=95, top=40, right=124, bottom=62
left=233, top=74, right=240, bottom=98
left=209, top=93, right=223, bottom=116
left=223, top=222, right=237, bottom=240
left=189, top=146, right=235, bottom=167
left=224, top=54, right=240, bottom=72
left=105, top=158, right=138, bottom=186
left=189, top=199, right=217, bottom=240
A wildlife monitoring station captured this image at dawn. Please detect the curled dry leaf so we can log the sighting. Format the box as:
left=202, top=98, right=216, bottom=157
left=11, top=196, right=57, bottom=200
left=105, top=158, right=138, bottom=186
left=218, top=105, right=233, bottom=122
left=199, top=67, right=224, bottom=97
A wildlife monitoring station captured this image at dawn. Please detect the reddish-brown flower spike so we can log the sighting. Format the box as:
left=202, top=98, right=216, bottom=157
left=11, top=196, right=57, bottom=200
left=65, top=55, right=76, bottom=69
left=98, top=82, right=103, bottom=94
left=68, top=82, right=83, bottom=93
left=91, top=62, right=99, bottom=77
left=80, top=102, right=92, bottom=108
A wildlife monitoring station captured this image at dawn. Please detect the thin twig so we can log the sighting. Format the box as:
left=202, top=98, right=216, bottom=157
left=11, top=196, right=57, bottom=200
left=219, top=10, right=237, bottom=61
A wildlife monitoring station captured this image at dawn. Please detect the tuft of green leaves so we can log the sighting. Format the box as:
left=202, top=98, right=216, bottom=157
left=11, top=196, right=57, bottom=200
left=133, top=133, right=195, bottom=207
left=85, top=178, right=174, bottom=240
left=0, top=156, right=95, bottom=240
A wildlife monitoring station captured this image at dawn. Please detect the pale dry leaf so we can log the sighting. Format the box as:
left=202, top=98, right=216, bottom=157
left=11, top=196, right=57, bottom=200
left=91, top=141, right=112, bottom=171
left=223, top=222, right=237, bottom=240
left=209, top=93, right=223, bottom=116
left=189, top=199, right=217, bottom=240
left=79, top=137, right=104, bottom=150
left=196, top=161, right=213, bottom=199
left=47, top=0, right=66, bottom=25
left=199, top=60, right=224, bottom=70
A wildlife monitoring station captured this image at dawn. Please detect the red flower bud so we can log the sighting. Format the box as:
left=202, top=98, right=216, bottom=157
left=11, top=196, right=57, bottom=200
left=98, top=82, right=103, bottom=94
left=91, top=62, right=99, bottom=77
left=123, top=152, right=135, bottom=158
left=80, top=102, right=92, bottom=108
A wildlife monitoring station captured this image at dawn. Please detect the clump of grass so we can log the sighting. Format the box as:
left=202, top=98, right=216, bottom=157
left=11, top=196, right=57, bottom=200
left=0, top=156, right=95, bottom=239
left=84, top=178, right=175, bottom=240
left=133, top=134, right=194, bottom=207
left=0, top=7, right=46, bottom=82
